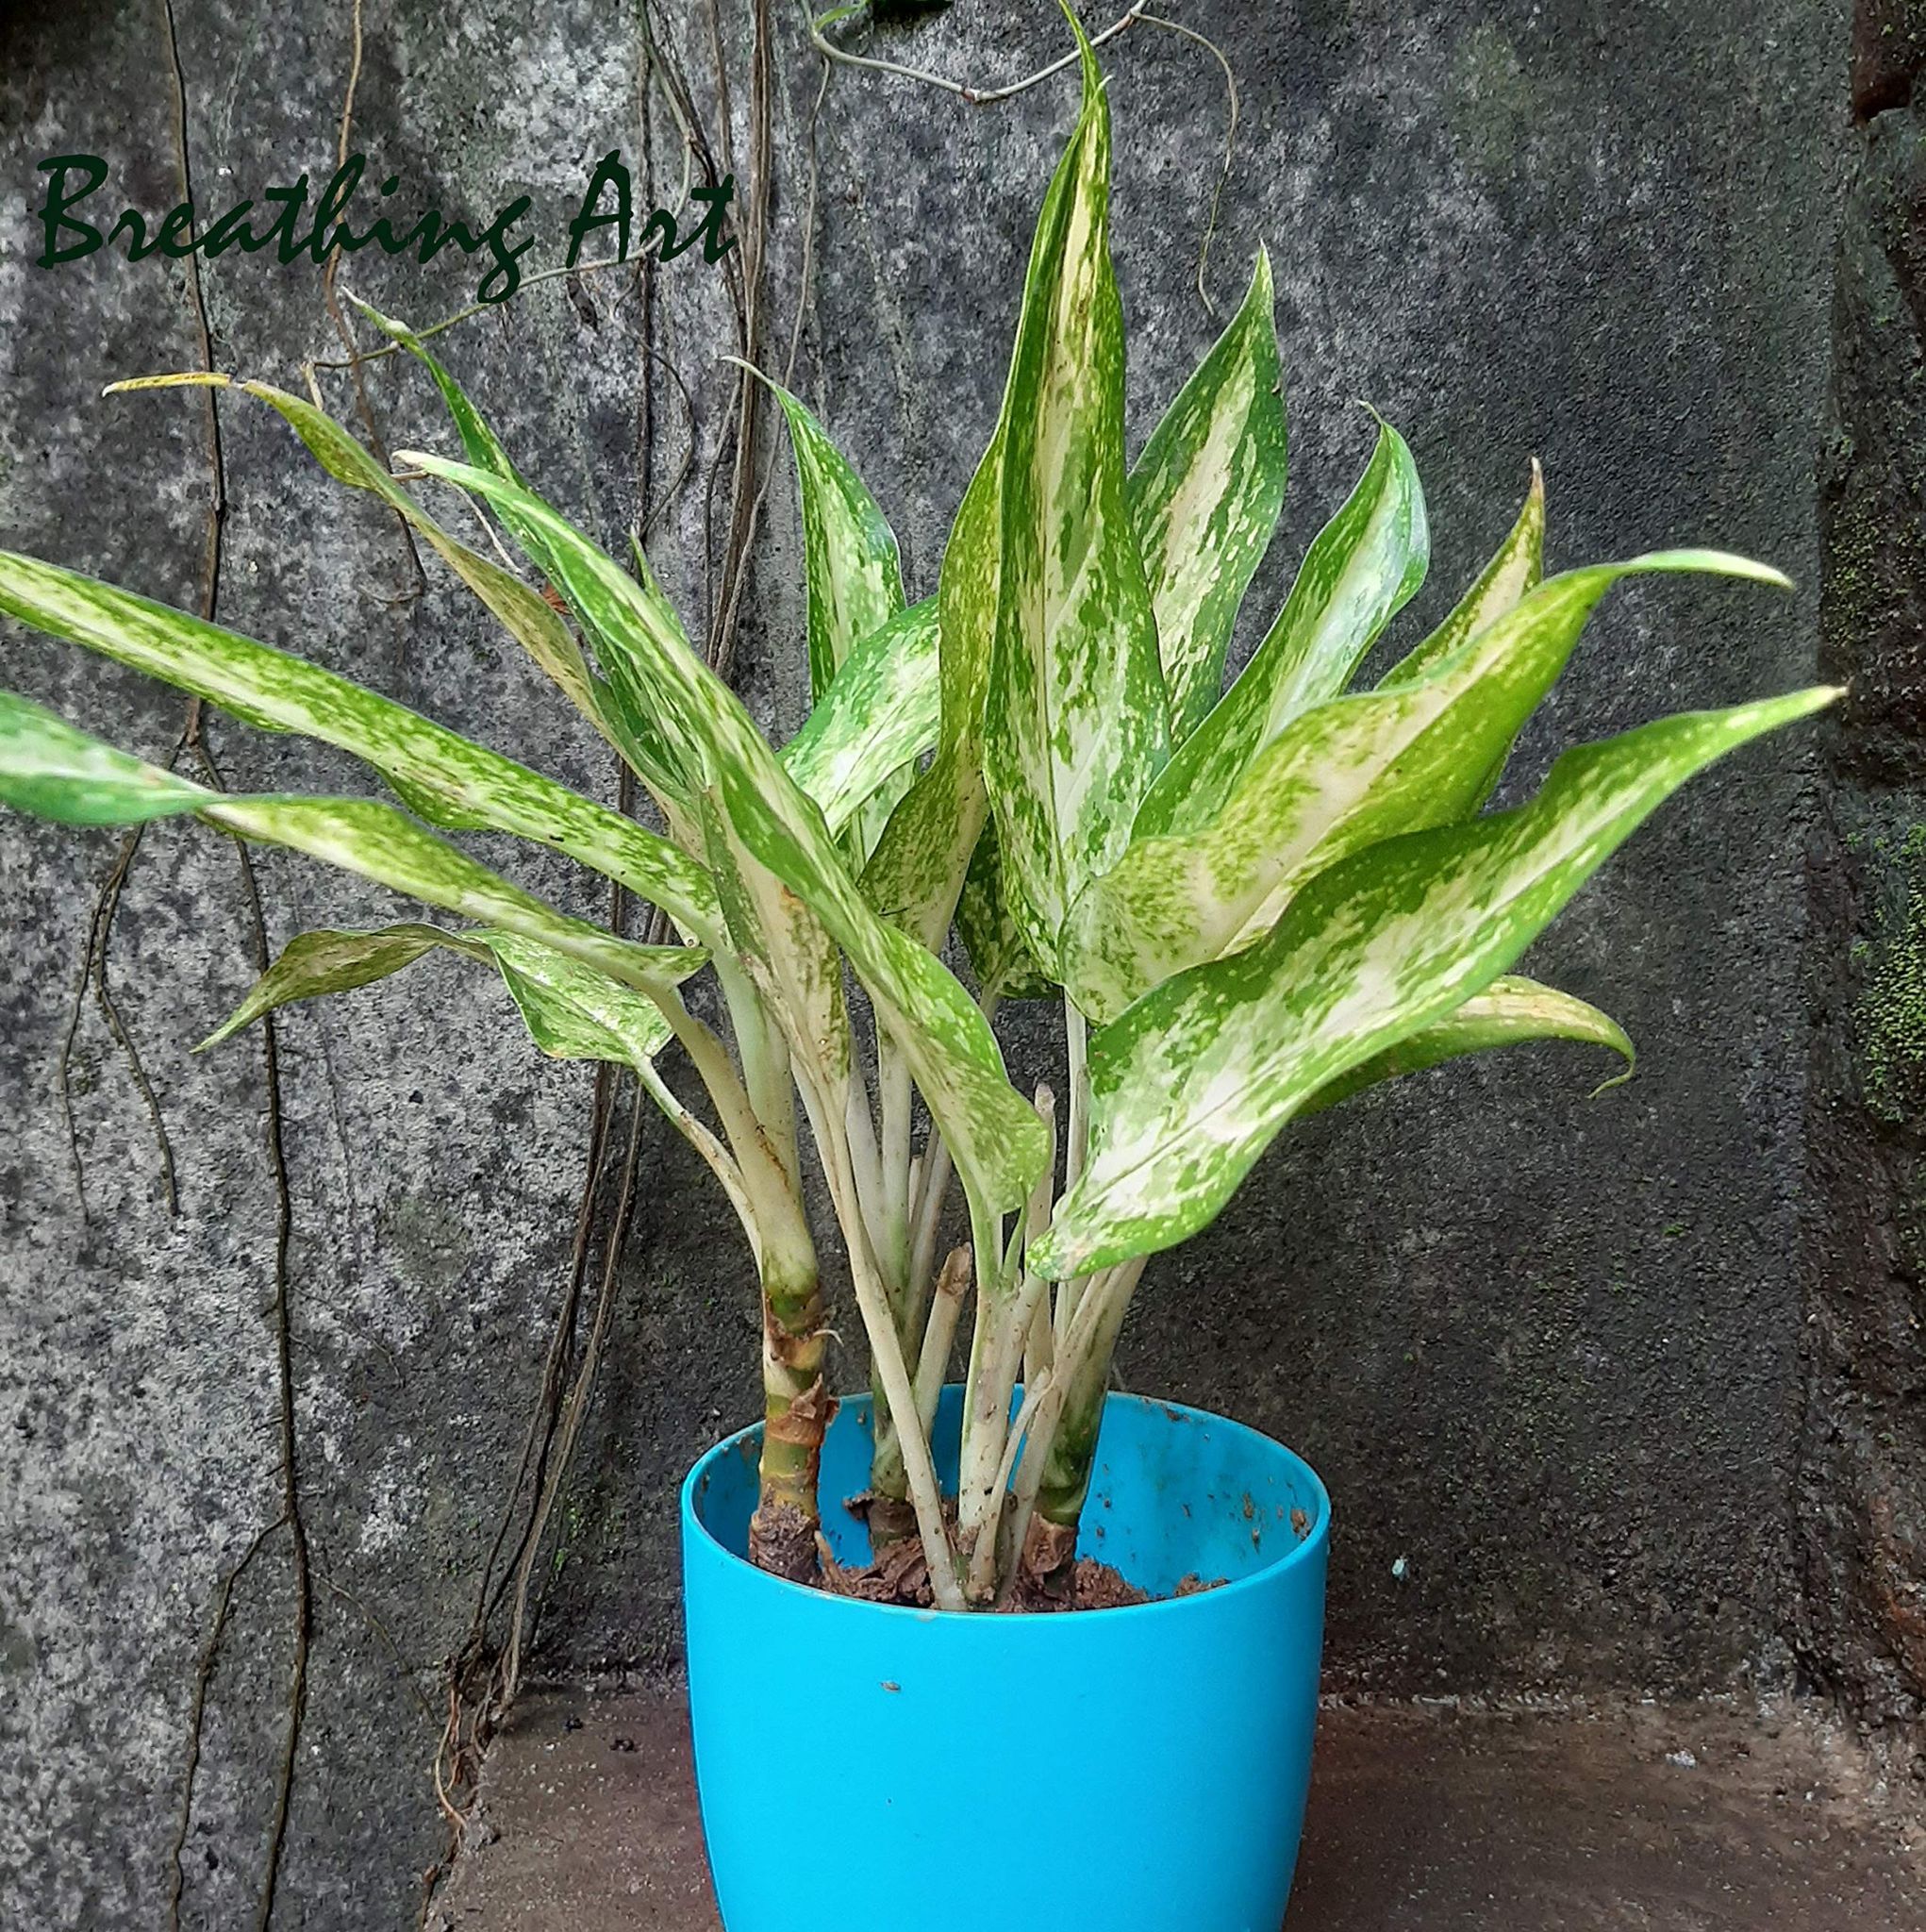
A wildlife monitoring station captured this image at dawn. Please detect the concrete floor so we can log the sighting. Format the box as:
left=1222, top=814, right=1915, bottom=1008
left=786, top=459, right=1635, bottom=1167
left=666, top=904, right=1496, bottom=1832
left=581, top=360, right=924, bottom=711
left=430, top=1686, right=1923, bottom=1929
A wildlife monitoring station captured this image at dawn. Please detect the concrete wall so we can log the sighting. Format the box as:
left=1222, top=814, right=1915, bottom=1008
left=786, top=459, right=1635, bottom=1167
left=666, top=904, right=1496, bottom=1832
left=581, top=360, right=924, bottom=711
left=0, top=1, right=1886, bottom=1925
left=1801, top=0, right=1926, bottom=1740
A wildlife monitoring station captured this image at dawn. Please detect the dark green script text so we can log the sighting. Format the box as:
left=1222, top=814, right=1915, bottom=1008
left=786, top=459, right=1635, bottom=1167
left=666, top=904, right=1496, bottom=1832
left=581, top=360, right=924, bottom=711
left=31, top=151, right=734, bottom=306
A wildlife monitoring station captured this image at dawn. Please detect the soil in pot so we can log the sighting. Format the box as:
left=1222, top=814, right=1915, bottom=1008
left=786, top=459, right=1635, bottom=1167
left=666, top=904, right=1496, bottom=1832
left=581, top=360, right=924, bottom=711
left=815, top=1505, right=1225, bottom=1610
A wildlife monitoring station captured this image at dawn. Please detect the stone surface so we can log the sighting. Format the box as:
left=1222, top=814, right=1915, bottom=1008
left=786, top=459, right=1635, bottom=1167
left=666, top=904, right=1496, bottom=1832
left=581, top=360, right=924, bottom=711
left=1800, top=44, right=1926, bottom=1738
left=0, top=1, right=1900, bottom=1928
left=433, top=1684, right=1926, bottom=1930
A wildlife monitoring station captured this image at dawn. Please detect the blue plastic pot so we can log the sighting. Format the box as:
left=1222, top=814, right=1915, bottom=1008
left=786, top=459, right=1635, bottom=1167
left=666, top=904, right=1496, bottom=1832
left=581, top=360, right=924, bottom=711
left=681, top=1387, right=1331, bottom=1932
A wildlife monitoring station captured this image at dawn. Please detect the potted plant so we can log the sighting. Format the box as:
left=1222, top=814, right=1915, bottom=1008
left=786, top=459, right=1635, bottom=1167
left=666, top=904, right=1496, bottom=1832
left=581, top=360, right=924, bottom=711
left=0, top=21, right=1833, bottom=1932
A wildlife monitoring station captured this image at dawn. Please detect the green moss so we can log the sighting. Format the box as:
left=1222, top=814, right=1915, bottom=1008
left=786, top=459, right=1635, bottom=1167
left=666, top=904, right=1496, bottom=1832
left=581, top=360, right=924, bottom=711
left=1856, top=885, right=1926, bottom=1125
left=1447, top=25, right=1535, bottom=180
left=1825, top=486, right=1926, bottom=647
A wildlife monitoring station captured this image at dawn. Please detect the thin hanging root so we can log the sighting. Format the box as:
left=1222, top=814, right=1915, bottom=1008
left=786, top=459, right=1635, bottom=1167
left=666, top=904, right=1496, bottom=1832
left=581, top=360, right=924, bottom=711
left=807, top=1, right=1150, bottom=106
left=307, top=0, right=427, bottom=608
left=58, top=821, right=179, bottom=1219
left=1136, top=13, right=1239, bottom=318
left=166, top=1513, right=282, bottom=1931
left=154, top=10, right=313, bottom=1925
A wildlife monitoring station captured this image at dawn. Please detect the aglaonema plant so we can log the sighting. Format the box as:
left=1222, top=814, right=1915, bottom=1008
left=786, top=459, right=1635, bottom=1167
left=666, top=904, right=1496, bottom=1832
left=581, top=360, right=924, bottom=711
left=0, top=19, right=1834, bottom=1616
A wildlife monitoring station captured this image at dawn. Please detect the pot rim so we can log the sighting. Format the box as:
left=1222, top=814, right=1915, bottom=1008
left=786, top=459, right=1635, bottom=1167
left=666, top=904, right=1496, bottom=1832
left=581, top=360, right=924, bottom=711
left=680, top=1388, right=1332, bottom=1624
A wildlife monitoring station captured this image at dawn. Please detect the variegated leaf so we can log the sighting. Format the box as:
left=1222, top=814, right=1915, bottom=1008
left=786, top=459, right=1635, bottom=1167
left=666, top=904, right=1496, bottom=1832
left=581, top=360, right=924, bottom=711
left=0, top=548, right=721, bottom=941
left=1031, top=684, right=1838, bottom=1277
left=1129, top=247, right=1288, bottom=742
left=0, top=691, right=712, bottom=1012
left=957, top=823, right=1055, bottom=1003
left=354, top=299, right=688, bottom=797
left=112, top=373, right=625, bottom=753
left=763, top=375, right=906, bottom=705
left=762, top=374, right=912, bottom=858
left=1296, top=974, right=1632, bottom=1117
left=396, top=453, right=1049, bottom=1215
left=198, top=923, right=489, bottom=1046
left=1136, top=418, right=1429, bottom=840
left=981, top=36, right=1170, bottom=979
left=1378, top=462, right=1544, bottom=690
left=196, top=921, right=697, bottom=1065
left=858, top=437, right=1003, bottom=950
left=779, top=595, right=938, bottom=837
left=1062, top=550, right=1785, bottom=1021
left=468, top=926, right=760, bottom=1239
left=701, top=789, right=852, bottom=1099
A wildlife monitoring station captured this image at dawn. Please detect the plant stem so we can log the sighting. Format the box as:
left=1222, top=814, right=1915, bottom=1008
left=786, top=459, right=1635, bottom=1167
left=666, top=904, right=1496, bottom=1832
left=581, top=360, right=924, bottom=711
left=956, top=1202, right=1046, bottom=1600
left=649, top=973, right=829, bottom=1578
left=906, top=1129, right=954, bottom=1311
left=912, top=1243, right=971, bottom=1433
left=1057, top=1000, right=1091, bottom=1341
left=999, top=1257, right=1146, bottom=1598
left=799, top=1074, right=967, bottom=1611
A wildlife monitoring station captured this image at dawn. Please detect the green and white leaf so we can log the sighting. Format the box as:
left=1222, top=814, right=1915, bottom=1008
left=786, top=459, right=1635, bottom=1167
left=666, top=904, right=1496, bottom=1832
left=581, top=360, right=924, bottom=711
left=763, top=374, right=906, bottom=706
left=1378, top=462, right=1544, bottom=691
left=0, top=690, right=706, bottom=1015
left=981, top=37, right=1170, bottom=979
left=113, top=372, right=625, bottom=752
left=859, top=439, right=1002, bottom=950
left=353, top=299, right=688, bottom=798
left=761, top=373, right=912, bottom=858
left=196, top=920, right=698, bottom=1067
left=1031, top=683, right=1838, bottom=1277
left=778, top=595, right=938, bottom=838
left=1136, top=418, right=1429, bottom=840
left=1062, top=550, right=1784, bottom=1022
left=0, top=547, right=721, bottom=941
left=1296, top=974, right=1632, bottom=1118
left=957, top=823, right=1055, bottom=1003
left=396, top=453, right=1049, bottom=1214
left=1129, top=247, right=1288, bottom=742
left=701, top=789, right=852, bottom=1100
left=198, top=923, right=490, bottom=1045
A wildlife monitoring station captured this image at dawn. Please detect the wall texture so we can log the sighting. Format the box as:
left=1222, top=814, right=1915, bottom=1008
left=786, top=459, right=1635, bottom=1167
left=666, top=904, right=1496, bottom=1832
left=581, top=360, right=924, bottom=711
left=1801, top=0, right=1926, bottom=1741
left=0, top=1, right=1887, bottom=1926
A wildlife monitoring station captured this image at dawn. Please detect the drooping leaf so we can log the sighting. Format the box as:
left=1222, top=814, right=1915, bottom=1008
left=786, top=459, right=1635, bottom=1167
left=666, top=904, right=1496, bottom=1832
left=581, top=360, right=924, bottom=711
left=981, top=34, right=1170, bottom=979
left=198, top=923, right=488, bottom=1046
left=353, top=299, right=688, bottom=796
left=1129, top=247, right=1288, bottom=741
left=397, top=452, right=1049, bottom=1215
left=0, top=694, right=207, bottom=824
left=195, top=920, right=700, bottom=1066
left=1135, top=418, right=1429, bottom=840
left=0, top=691, right=708, bottom=1013
left=111, top=373, right=626, bottom=758
left=1296, top=974, right=1633, bottom=1118
left=0, top=549, right=722, bottom=941
left=1062, top=550, right=1787, bottom=1021
left=475, top=928, right=689, bottom=1066
left=1031, top=684, right=1839, bottom=1277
